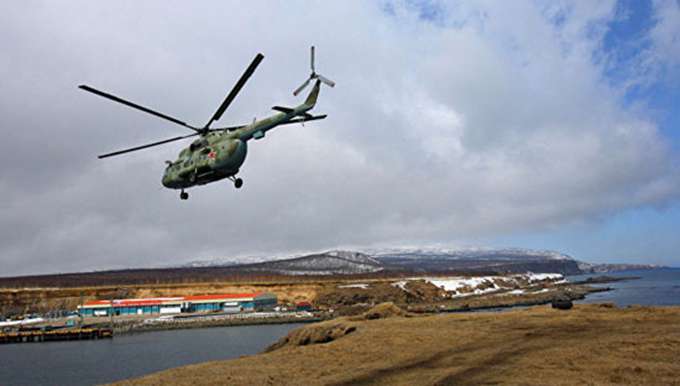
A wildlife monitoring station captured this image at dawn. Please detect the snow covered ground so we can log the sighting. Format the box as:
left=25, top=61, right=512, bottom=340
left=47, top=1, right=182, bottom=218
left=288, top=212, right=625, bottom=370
left=527, top=273, right=563, bottom=282
left=393, top=272, right=564, bottom=298
left=338, top=283, right=370, bottom=289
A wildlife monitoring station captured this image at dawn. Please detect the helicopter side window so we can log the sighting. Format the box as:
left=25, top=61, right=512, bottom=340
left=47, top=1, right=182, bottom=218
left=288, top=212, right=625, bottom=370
left=190, top=139, right=208, bottom=152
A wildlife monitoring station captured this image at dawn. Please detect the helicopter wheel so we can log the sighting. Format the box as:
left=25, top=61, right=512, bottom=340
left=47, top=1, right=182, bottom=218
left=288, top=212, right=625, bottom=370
left=234, top=178, right=243, bottom=189
left=180, top=190, right=189, bottom=200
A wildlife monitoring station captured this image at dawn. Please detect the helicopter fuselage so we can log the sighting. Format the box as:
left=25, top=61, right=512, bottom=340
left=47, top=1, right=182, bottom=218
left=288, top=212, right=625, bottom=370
left=161, top=89, right=319, bottom=190
left=161, top=134, right=247, bottom=189
left=81, top=47, right=333, bottom=199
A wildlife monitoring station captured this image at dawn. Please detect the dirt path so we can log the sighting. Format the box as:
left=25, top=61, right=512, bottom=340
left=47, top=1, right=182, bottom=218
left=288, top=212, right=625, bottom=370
left=115, top=304, right=680, bottom=386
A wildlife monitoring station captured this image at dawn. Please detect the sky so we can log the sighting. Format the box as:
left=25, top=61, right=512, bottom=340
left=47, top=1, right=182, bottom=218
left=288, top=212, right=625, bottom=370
left=1, top=0, right=679, bottom=276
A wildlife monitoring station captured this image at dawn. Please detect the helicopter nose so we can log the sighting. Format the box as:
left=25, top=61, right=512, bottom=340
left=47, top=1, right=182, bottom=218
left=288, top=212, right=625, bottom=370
left=161, top=171, right=173, bottom=188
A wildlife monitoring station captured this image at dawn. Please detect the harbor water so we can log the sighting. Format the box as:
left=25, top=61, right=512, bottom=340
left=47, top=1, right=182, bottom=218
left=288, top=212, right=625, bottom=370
left=0, top=323, right=302, bottom=386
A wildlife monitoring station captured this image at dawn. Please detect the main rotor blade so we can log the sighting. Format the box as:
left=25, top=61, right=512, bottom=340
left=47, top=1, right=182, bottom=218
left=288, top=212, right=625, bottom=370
left=79, top=85, right=198, bottom=132
left=206, top=53, right=264, bottom=128
left=311, top=46, right=315, bottom=72
left=98, top=132, right=199, bottom=159
left=317, top=74, right=335, bottom=87
left=293, top=77, right=311, bottom=96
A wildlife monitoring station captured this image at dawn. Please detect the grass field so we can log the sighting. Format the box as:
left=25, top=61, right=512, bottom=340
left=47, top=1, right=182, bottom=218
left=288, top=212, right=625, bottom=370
left=115, top=304, right=680, bottom=386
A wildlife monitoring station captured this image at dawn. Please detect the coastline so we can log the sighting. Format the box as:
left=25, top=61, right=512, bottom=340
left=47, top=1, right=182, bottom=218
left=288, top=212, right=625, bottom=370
left=111, top=314, right=325, bottom=335
left=105, top=279, right=614, bottom=335
left=73, top=276, right=631, bottom=335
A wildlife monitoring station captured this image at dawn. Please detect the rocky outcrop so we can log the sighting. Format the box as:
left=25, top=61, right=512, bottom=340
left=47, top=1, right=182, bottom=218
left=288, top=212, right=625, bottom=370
left=551, top=293, right=574, bottom=310
left=265, top=321, right=357, bottom=352
left=350, top=302, right=410, bottom=320
left=266, top=303, right=409, bottom=352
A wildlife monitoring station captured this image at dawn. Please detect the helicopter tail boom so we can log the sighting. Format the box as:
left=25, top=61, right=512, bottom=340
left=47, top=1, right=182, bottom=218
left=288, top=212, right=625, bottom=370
left=304, top=80, right=321, bottom=108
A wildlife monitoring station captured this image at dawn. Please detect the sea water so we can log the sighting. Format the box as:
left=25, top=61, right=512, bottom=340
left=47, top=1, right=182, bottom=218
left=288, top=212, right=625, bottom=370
left=571, top=268, right=680, bottom=307
left=0, top=323, right=302, bottom=386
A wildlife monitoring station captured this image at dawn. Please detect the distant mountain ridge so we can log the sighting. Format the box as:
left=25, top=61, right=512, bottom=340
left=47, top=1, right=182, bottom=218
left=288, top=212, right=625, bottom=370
left=181, top=247, right=658, bottom=276
left=0, top=247, right=663, bottom=288
left=576, top=261, right=662, bottom=274
left=231, top=250, right=383, bottom=275
left=368, top=247, right=581, bottom=275
left=366, top=247, right=573, bottom=261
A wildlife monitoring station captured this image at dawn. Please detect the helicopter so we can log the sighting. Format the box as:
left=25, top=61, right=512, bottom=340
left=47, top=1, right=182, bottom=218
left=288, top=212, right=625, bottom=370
left=79, top=46, right=334, bottom=200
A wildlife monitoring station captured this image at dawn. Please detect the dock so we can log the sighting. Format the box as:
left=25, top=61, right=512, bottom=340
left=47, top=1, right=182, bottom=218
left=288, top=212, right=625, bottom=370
left=0, top=328, right=113, bottom=344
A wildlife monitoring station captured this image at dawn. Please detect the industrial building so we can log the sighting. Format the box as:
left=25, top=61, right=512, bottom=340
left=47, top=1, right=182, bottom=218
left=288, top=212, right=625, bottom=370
left=77, top=292, right=277, bottom=317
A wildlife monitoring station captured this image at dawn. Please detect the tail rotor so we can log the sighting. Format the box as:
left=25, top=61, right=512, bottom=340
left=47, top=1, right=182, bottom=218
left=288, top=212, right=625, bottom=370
left=293, top=46, right=335, bottom=96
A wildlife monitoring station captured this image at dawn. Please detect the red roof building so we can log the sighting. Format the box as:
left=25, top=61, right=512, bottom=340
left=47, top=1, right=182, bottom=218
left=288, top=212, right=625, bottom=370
left=78, top=292, right=277, bottom=317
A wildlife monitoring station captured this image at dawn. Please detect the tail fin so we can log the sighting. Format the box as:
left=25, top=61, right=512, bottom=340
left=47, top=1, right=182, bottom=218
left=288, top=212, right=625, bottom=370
left=304, top=80, right=321, bottom=107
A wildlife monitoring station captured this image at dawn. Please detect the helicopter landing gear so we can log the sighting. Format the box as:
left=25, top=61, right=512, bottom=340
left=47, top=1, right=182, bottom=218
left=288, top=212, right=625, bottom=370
left=229, top=176, right=243, bottom=189
left=180, top=190, right=189, bottom=200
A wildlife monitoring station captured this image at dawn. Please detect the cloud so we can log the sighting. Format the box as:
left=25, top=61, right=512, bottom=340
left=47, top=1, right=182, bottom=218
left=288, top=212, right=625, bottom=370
left=0, top=1, right=678, bottom=275
left=603, top=0, right=680, bottom=89
left=649, top=0, right=680, bottom=76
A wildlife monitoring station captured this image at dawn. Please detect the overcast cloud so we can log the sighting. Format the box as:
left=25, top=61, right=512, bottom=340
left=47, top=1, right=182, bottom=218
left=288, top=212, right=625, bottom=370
left=1, top=1, right=679, bottom=276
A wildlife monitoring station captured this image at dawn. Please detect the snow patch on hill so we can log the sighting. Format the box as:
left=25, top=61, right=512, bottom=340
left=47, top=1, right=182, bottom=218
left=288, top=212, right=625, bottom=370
left=238, top=250, right=384, bottom=275
left=393, top=272, right=565, bottom=298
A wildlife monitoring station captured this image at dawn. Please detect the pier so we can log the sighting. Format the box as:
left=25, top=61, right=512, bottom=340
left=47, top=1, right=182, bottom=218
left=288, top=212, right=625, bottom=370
left=0, top=328, right=113, bottom=344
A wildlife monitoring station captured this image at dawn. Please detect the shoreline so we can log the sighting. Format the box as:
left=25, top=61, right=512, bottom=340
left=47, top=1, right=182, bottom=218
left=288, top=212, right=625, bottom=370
left=434, top=287, right=610, bottom=314
left=111, top=281, right=614, bottom=335
left=112, top=314, right=325, bottom=335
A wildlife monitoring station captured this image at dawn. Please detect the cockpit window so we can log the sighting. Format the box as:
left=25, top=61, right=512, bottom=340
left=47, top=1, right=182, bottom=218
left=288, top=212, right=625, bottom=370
left=190, top=139, right=208, bottom=151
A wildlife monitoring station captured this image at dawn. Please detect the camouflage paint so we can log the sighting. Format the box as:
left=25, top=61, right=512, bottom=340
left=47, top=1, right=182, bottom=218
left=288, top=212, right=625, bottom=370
left=161, top=80, right=322, bottom=189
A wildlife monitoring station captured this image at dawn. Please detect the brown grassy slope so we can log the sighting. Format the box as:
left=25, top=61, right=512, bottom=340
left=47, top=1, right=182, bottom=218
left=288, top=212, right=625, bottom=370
left=0, top=276, right=462, bottom=315
left=0, top=280, right=337, bottom=315
left=115, top=304, right=680, bottom=386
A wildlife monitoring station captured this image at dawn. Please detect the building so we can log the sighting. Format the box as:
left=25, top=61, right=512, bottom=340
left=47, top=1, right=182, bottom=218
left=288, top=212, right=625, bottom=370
left=295, top=301, right=313, bottom=312
left=77, top=292, right=277, bottom=317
